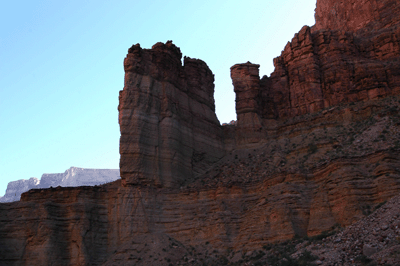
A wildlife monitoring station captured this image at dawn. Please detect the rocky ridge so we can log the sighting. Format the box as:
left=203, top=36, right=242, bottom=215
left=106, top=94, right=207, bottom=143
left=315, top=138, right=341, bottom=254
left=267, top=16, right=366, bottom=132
left=0, top=167, right=120, bottom=203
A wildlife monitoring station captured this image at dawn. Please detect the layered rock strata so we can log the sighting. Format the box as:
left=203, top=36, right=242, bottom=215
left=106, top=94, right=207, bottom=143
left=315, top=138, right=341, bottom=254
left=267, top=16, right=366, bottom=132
left=119, top=41, right=225, bottom=188
left=1, top=0, right=400, bottom=264
left=1, top=96, right=399, bottom=265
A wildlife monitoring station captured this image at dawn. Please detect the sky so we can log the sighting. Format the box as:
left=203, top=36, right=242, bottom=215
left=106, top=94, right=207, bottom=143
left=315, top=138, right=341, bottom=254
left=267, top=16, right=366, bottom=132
left=0, top=0, right=317, bottom=196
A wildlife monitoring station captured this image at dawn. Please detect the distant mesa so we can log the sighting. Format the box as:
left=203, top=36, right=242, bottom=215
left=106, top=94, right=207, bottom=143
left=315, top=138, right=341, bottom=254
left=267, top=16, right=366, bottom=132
left=0, top=167, right=120, bottom=203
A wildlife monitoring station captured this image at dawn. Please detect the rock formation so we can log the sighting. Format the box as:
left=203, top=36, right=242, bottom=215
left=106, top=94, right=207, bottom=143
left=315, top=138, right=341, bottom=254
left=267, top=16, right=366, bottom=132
left=0, top=167, right=120, bottom=203
left=119, top=41, right=225, bottom=188
left=1, top=0, right=400, bottom=265
left=231, top=62, right=264, bottom=144
left=231, top=0, right=400, bottom=130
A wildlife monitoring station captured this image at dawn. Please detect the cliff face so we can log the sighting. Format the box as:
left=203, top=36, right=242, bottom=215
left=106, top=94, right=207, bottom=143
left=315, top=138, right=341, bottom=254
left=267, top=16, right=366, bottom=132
left=1, top=123, right=400, bottom=265
left=1, top=0, right=400, bottom=265
left=232, top=1, right=400, bottom=128
left=119, top=41, right=225, bottom=188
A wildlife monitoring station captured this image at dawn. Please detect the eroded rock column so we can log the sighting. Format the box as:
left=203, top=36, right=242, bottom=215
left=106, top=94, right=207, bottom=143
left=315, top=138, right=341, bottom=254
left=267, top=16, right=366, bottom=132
left=231, top=62, right=263, bottom=144
left=119, top=41, right=225, bottom=188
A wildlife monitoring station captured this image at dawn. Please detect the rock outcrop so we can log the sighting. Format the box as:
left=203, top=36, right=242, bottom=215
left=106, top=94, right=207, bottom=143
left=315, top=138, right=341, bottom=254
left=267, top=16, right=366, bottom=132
left=119, top=41, right=225, bottom=188
left=1, top=0, right=400, bottom=265
left=0, top=167, right=120, bottom=203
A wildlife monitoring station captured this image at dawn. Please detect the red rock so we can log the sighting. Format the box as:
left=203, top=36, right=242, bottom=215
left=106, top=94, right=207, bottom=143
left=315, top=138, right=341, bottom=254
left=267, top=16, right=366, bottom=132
left=230, top=62, right=263, bottom=144
left=119, top=41, right=225, bottom=188
left=1, top=0, right=400, bottom=265
left=232, top=0, right=400, bottom=122
left=313, top=0, right=400, bottom=33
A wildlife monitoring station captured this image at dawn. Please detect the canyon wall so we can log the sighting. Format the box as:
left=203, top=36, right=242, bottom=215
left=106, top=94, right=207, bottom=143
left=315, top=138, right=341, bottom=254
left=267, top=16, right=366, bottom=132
left=1, top=0, right=400, bottom=265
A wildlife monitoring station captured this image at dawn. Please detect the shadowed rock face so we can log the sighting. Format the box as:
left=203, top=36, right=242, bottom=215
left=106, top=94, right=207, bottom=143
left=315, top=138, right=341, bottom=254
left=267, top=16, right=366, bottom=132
left=119, top=41, right=225, bottom=188
left=1, top=0, right=400, bottom=265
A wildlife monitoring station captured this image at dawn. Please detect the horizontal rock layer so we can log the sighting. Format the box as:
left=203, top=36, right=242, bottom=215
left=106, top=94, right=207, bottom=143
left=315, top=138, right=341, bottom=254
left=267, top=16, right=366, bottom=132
left=1, top=153, right=399, bottom=264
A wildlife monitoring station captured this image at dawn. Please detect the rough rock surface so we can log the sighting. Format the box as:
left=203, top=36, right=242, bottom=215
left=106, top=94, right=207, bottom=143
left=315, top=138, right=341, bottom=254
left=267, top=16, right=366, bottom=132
left=293, top=194, right=400, bottom=266
left=232, top=0, right=400, bottom=125
left=0, top=167, right=120, bottom=203
left=119, top=41, right=225, bottom=188
left=1, top=0, right=400, bottom=265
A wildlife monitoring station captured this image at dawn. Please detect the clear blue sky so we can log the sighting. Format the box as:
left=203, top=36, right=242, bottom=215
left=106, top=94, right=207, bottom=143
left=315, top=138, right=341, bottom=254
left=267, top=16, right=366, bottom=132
left=0, top=0, right=316, bottom=196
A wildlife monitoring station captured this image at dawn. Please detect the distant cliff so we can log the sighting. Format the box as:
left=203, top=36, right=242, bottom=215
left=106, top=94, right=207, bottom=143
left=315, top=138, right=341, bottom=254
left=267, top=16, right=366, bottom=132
left=0, top=167, right=120, bottom=203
